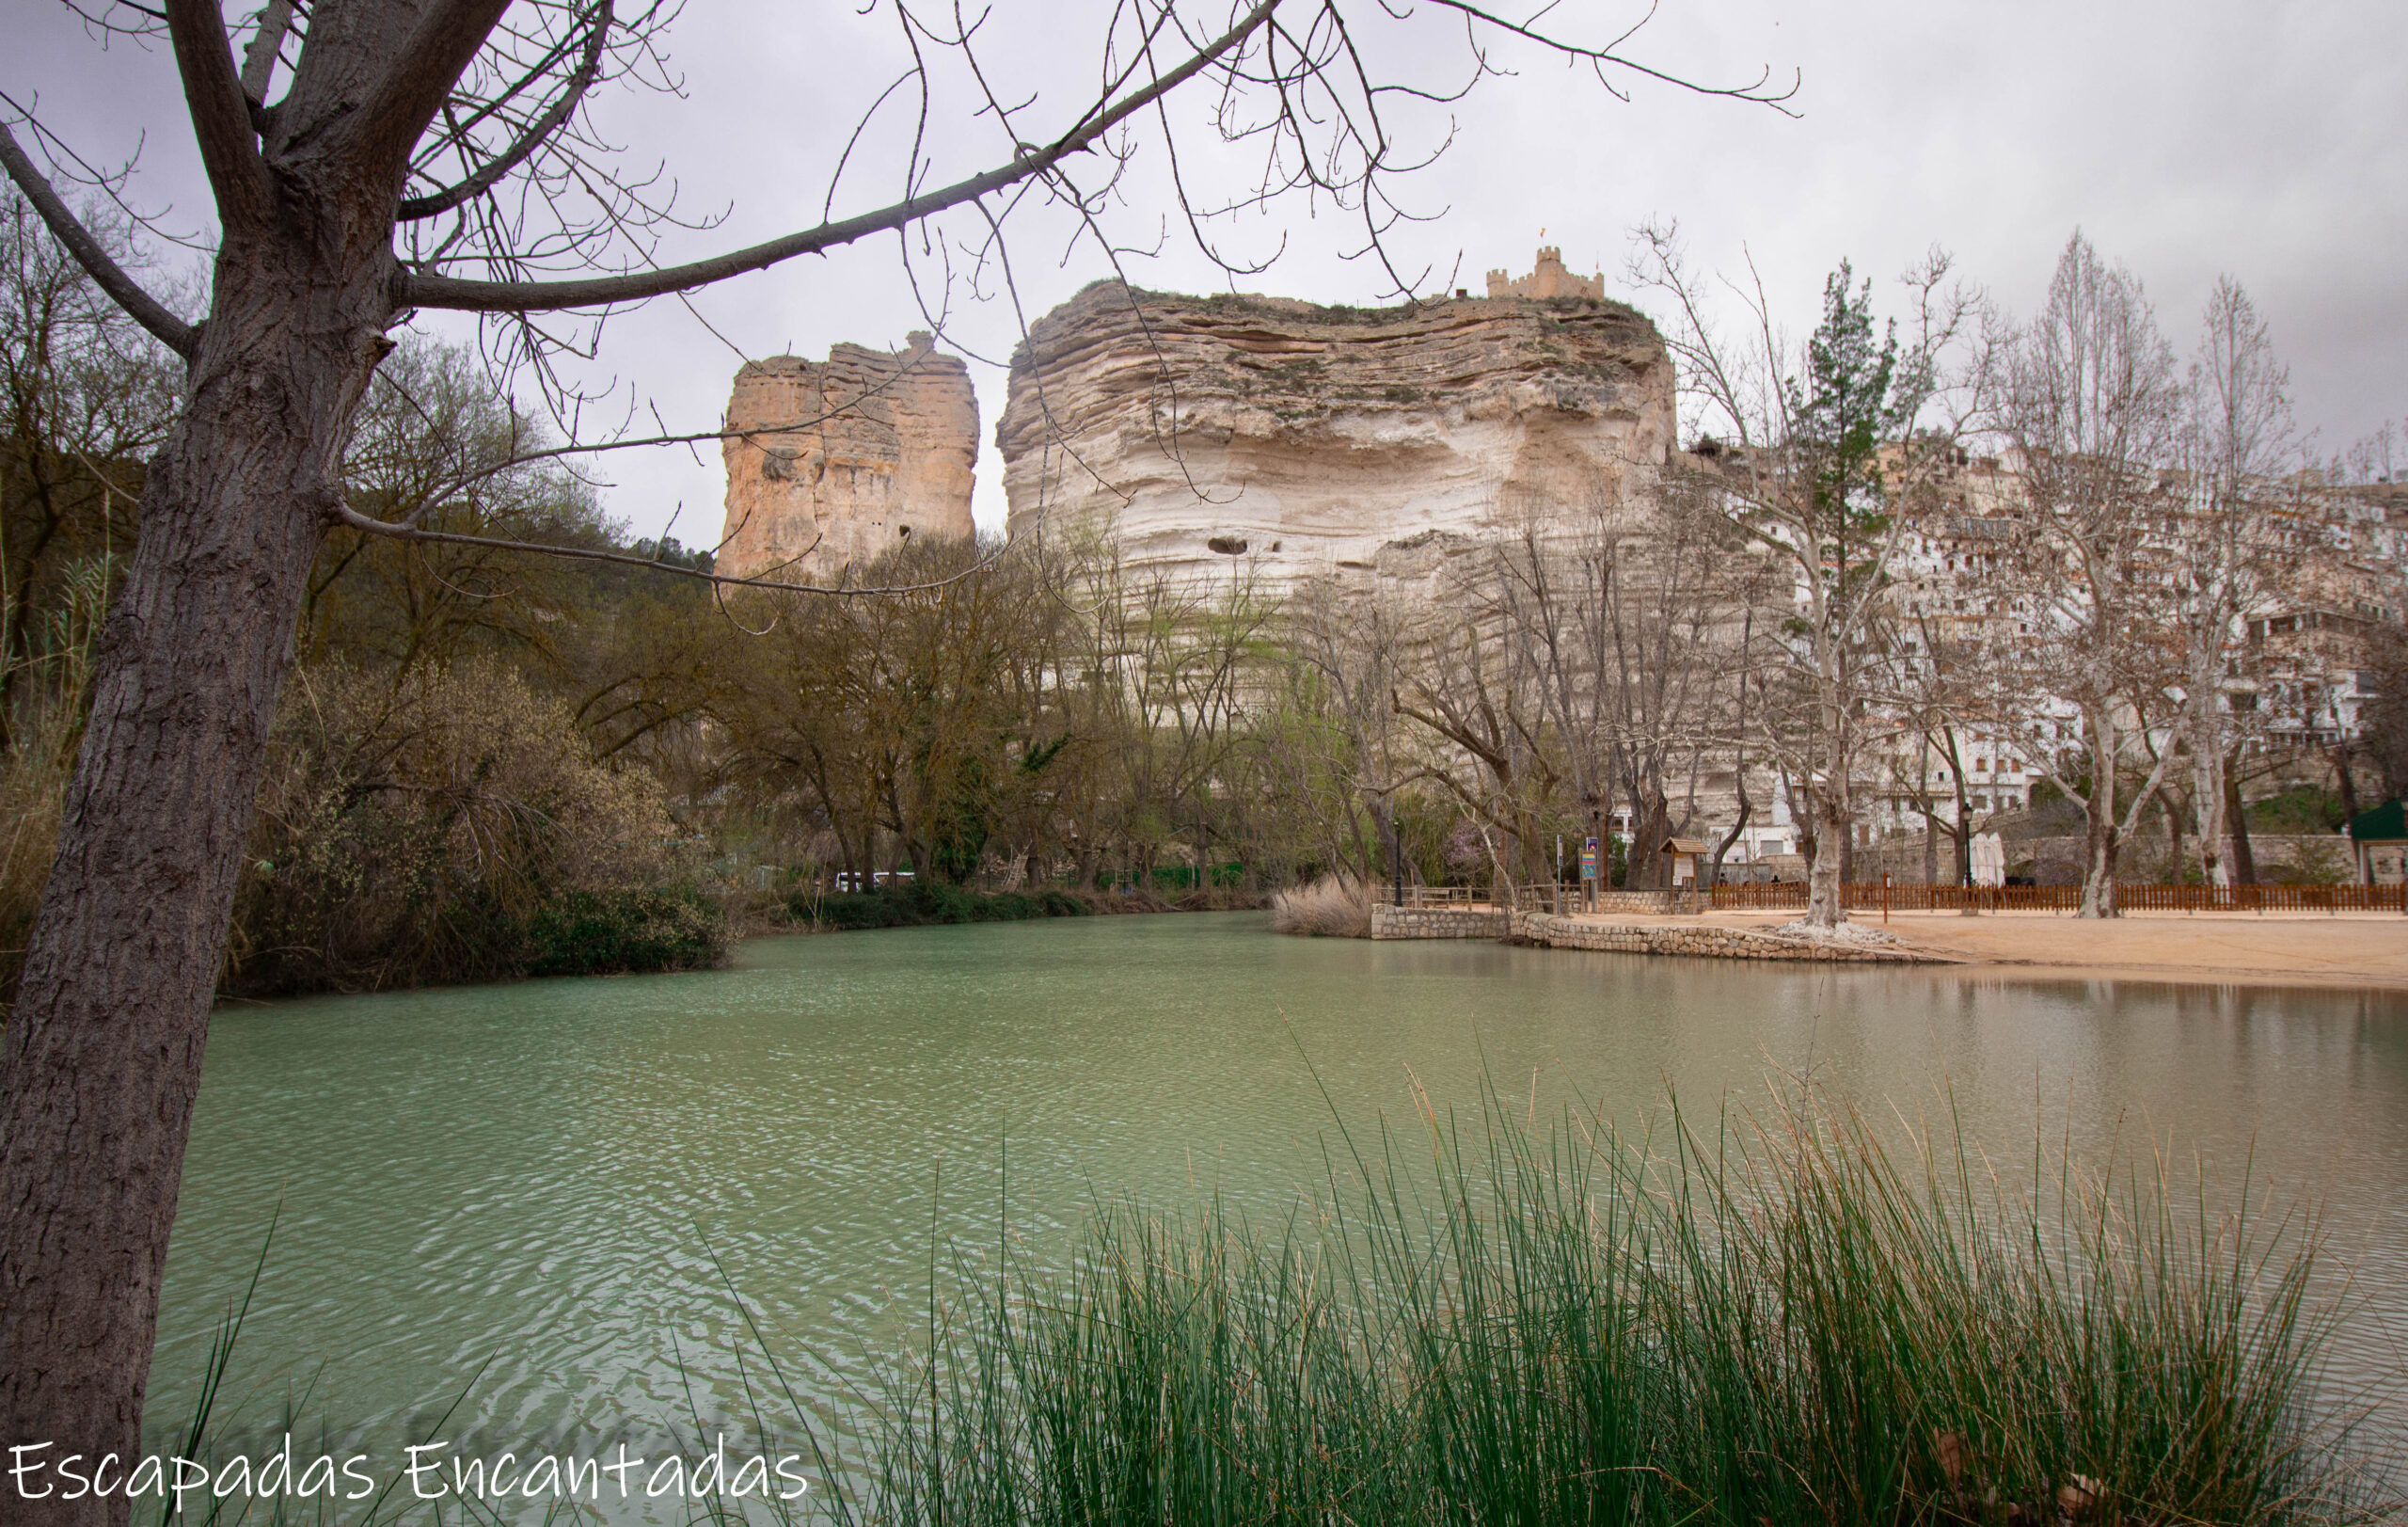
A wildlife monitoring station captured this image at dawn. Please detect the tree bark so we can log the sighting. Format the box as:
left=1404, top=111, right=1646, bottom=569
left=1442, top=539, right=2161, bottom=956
left=2194, top=744, right=2228, bottom=887
left=1805, top=785, right=1850, bottom=928
left=0, top=215, right=390, bottom=1522
left=2078, top=708, right=2121, bottom=917
left=2332, top=744, right=2361, bottom=826
left=2225, top=754, right=2258, bottom=884
left=2164, top=789, right=2185, bottom=883
left=1709, top=769, right=1751, bottom=890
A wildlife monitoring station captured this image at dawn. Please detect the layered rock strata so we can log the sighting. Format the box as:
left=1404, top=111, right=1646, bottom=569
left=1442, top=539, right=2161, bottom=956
left=995, top=273, right=1673, bottom=586
left=718, top=333, right=977, bottom=580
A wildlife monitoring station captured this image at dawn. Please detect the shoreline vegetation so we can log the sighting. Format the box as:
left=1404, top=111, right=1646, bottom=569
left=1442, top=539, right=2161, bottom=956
left=2, top=307, right=2397, bottom=1011
left=165, top=1082, right=2395, bottom=1526
left=758, top=880, right=1265, bottom=934
left=861, top=1086, right=2389, bottom=1527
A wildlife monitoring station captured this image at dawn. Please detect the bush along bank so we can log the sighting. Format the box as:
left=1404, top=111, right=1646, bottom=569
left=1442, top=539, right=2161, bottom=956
left=772, top=879, right=1269, bottom=931
left=208, top=660, right=732, bottom=997
left=786, top=882, right=1093, bottom=930
left=522, top=886, right=729, bottom=978
left=222, top=883, right=731, bottom=997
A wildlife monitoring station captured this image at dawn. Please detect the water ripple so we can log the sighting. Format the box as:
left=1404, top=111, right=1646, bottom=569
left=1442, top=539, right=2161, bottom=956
left=151, top=914, right=2408, bottom=1520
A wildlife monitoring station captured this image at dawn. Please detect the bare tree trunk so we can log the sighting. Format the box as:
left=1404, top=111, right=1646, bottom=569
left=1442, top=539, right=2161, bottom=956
left=2081, top=813, right=2122, bottom=916
left=2194, top=745, right=2228, bottom=886
left=2078, top=708, right=2121, bottom=917
left=1710, top=768, right=1751, bottom=889
left=0, top=226, right=385, bottom=1514
left=2225, top=754, right=2258, bottom=884
left=2164, top=789, right=2185, bottom=883
left=1805, top=786, right=1850, bottom=928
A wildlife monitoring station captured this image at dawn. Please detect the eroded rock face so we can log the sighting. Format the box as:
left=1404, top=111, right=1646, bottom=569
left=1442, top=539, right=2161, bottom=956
left=718, top=332, right=977, bottom=580
left=996, top=278, right=1672, bottom=585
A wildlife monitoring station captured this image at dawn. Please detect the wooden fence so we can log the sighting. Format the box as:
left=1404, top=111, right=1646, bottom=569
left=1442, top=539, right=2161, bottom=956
left=1708, top=882, right=2407, bottom=915
left=1403, top=881, right=2406, bottom=915
left=1402, top=884, right=1489, bottom=908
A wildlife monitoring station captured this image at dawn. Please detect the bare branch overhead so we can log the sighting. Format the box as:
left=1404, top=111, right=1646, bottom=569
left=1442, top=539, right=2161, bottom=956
left=398, top=0, right=1285, bottom=314
left=395, top=0, right=614, bottom=221
left=164, top=0, right=275, bottom=223
left=0, top=121, right=196, bottom=356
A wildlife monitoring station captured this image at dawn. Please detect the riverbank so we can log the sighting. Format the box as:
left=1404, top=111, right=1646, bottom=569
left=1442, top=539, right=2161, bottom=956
left=1506, top=906, right=2408, bottom=989
left=736, top=881, right=1266, bottom=935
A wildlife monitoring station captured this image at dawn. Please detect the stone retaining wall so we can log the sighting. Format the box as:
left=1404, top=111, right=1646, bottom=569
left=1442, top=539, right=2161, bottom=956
left=1509, top=912, right=1942, bottom=963
left=1369, top=904, right=1510, bottom=940
left=1366, top=903, right=1944, bottom=964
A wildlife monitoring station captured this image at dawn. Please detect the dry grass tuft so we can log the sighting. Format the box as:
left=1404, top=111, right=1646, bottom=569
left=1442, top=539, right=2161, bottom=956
left=1270, top=873, right=1371, bottom=937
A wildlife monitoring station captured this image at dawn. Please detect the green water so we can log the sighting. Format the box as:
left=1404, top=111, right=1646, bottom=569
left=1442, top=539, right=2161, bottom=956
left=152, top=913, right=2408, bottom=1511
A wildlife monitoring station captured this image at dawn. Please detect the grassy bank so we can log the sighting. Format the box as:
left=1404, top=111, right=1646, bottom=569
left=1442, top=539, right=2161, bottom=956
left=863, top=1085, right=2384, bottom=1527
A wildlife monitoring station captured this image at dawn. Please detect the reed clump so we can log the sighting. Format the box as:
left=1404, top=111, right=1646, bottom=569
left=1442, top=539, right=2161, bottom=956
left=865, top=1086, right=2385, bottom=1527
left=1268, top=873, right=1371, bottom=937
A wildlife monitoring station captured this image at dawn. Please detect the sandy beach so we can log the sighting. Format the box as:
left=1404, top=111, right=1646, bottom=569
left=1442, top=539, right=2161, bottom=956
left=1556, top=907, right=2408, bottom=990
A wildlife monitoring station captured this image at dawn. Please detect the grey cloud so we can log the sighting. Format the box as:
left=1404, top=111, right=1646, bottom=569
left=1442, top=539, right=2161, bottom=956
left=12, top=0, right=2403, bottom=541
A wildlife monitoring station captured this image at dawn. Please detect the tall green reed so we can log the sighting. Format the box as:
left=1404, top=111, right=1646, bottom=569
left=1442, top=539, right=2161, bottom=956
left=867, top=1078, right=2387, bottom=1527
left=143, top=1077, right=2390, bottom=1525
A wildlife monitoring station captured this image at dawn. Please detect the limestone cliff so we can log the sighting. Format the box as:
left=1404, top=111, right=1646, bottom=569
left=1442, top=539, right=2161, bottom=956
left=718, top=333, right=976, bottom=580
left=996, top=270, right=1672, bottom=584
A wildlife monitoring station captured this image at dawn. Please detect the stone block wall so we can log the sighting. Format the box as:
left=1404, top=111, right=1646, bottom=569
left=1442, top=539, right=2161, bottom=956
left=1509, top=913, right=1939, bottom=963
left=1369, top=904, right=1510, bottom=940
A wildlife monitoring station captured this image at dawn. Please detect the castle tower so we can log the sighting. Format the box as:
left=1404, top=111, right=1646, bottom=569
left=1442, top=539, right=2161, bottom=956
left=1484, top=246, right=1605, bottom=302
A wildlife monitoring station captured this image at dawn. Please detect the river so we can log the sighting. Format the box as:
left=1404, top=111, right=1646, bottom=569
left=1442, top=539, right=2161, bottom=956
left=150, top=913, right=2408, bottom=1515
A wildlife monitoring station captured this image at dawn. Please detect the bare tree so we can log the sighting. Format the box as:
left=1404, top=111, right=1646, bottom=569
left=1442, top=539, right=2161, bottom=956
left=1275, top=575, right=1419, bottom=888
left=1883, top=612, right=1985, bottom=886
left=0, top=0, right=1792, bottom=1500
left=1629, top=227, right=1986, bottom=926
left=1392, top=548, right=1557, bottom=890
left=1513, top=474, right=1744, bottom=889
left=2169, top=276, right=2293, bottom=885
left=1387, top=473, right=1745, bottom=901
left=0, top=194, right=176, bottom=745
left=1993, top=231, right=2185, bottom=916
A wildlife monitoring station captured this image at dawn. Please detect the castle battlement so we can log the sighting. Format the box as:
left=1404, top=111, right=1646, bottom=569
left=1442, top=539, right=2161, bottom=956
left=1484, top=245, right=1605, bottom=302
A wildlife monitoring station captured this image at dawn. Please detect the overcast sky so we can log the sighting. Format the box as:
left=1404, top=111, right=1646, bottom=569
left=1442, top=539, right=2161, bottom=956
left=16, top=0, right=2407, bottom=539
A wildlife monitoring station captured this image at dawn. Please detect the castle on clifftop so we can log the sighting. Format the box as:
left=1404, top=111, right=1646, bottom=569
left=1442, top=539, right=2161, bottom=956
left=1484, top=246, right=1604, bottom=301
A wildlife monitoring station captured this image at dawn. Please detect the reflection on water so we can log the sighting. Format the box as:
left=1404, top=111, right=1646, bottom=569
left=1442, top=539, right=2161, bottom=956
left=153, top=914, right=2408, bottom=1508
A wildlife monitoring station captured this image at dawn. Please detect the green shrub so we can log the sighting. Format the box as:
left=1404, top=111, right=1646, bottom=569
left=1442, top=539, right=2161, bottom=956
left=2250, top=784, right=2348, bottom=835
left=522, top=886, right=728, bottom=978
left=800, top=888, right=926, bottom=930
left=227, top=659, right=707, bottom=994
left=789, top=882, right=1090, bottom=930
